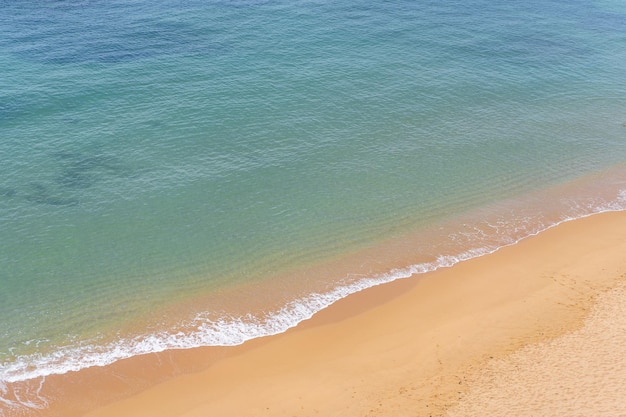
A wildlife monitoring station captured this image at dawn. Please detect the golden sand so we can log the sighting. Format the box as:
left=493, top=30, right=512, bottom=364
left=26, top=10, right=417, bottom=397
left=70, top=210, right=626, bottom=417
left=447, top=282, right=626, bottom=417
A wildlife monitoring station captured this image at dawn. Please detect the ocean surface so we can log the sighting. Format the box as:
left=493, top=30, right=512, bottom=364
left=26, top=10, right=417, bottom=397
left=1, top=0, right=626, bottom=414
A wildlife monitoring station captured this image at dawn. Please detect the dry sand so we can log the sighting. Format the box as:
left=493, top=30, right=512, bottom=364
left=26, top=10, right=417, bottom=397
left=447, top=282, right=626, bottom=417
left=78, top=210, right=626, bottom=417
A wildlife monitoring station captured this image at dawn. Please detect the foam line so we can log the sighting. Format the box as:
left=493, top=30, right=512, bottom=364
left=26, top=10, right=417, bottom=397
left=1, top=192, right=625, bottom=390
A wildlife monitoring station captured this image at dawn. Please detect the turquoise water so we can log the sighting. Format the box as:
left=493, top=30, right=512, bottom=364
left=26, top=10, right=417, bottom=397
left=1, top=0, right=626, bottom=412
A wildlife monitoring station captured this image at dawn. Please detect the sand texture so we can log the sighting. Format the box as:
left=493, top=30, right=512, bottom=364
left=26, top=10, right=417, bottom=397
left=71, top=210, right=626, bottom=417
left=447, top=282, right=626, bottom=417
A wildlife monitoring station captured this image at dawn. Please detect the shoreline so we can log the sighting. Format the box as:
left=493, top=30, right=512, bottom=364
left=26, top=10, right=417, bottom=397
left=3, top=167, right=625, bottom=393
left=0, top=211, right=626, bottom=417
left=56, top=209, right=626, bottom=416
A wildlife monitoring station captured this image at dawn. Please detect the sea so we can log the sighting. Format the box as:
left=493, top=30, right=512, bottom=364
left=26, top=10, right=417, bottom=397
left=1, top=0, right=626, bottom=414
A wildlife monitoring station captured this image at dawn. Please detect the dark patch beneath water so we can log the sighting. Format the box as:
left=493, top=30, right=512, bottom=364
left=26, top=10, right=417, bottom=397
left=24, top=183, right=79, bottom=207
left=3, top=151, right=136, bottom=208
left=57, top=169, right=96, bottom=189
left=0, top=187, right=17, bottom=198
left=54, top=152, right=127, bottom=190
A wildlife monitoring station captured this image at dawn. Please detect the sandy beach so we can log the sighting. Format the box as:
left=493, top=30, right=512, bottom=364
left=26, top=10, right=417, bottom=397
left=49, top=210, right=624, bottom=417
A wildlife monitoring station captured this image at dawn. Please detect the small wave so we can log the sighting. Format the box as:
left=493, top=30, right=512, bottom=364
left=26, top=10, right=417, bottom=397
left=2, top=186, right=625, bottom=389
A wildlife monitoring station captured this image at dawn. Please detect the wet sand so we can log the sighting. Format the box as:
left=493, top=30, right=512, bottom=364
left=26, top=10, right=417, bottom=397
left=76, top=210, right=626, bottom=417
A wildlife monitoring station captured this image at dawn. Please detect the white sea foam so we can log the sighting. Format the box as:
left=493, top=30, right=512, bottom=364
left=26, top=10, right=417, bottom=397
left=0, top=249, right=497, bottom=384
left=1, top=189, right=625, bottom=399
